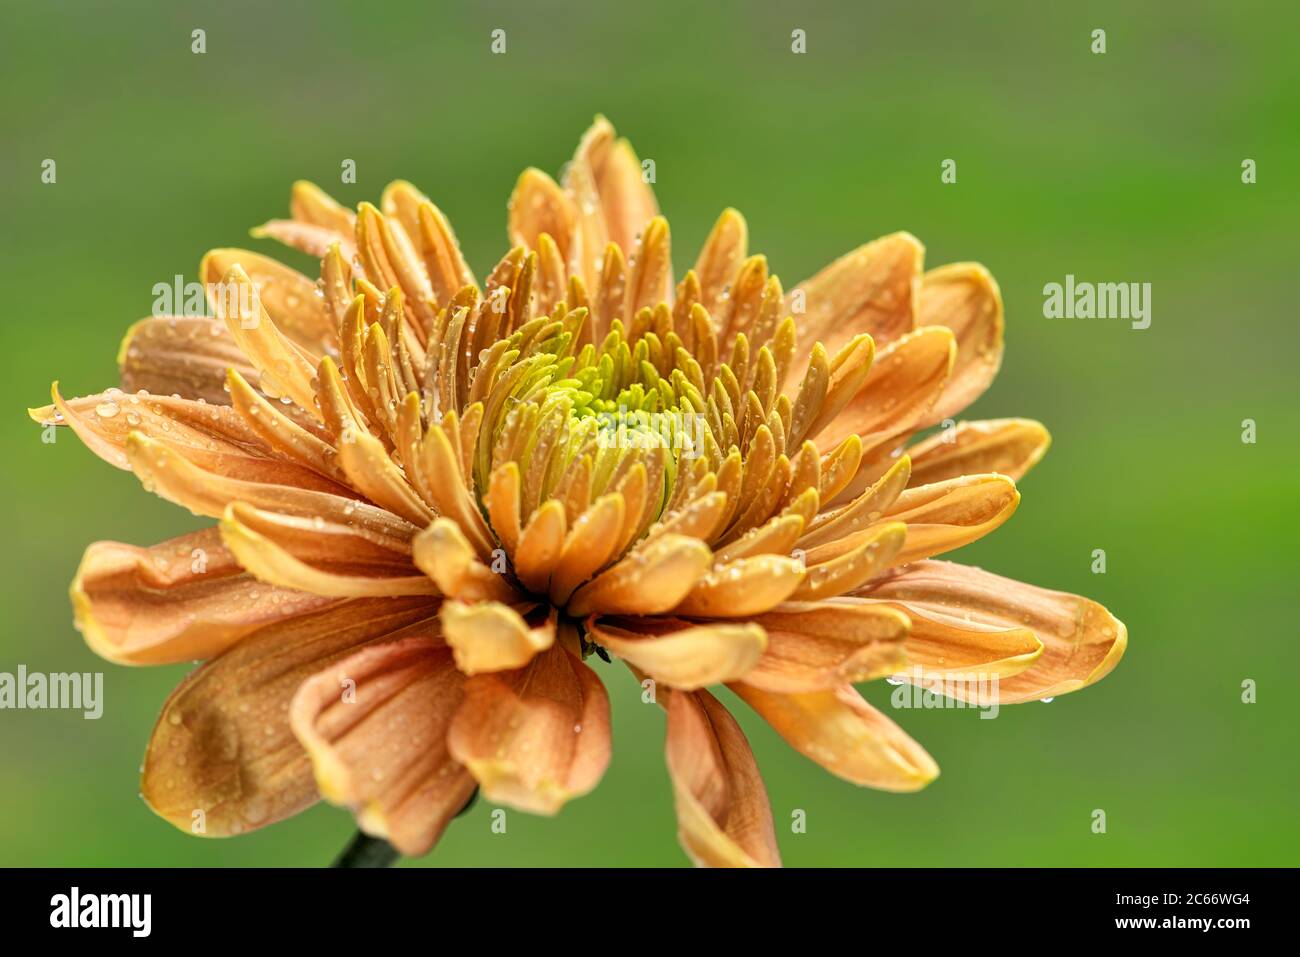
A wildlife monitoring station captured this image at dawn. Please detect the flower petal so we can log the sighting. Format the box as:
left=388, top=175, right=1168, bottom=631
left=907, top=418, right=1050, bottom=486
left=817, top=325, right=956, bottom=457
left=663, top=686, right=781, bottom=867
left=883, top=474, right=1020, bottom=564
left=672, top=555, right=806, bottom=617
left=290, top=635, right=475, bottom=856
left=447, top=639, right=610, bottom=815
left=141, top=597, right=440, bottom=837
left=729, top=682, right=938, bottom=791
left=567, top=533, right=713, bottom=617
left=917, top=263, right=1004, bottom=421
left=439, top=601, right=555, bottom=675
left=200, top=248, right=334, bottom=355
left=586, top=616, right=766, bottom=690
left=39, top=384, right=348, bottom=495
left=786, top=232, right=922, bottom=371
left=123, top=432, right=416, bottom=543
left=71, top=528, right=333, bottom=665
left=117, top=316, right=258, bottom=404
left=740, top=600, right=910, bottom=692
left=861, top=560, right=1126, bottom=702
left=412, top=518, right=520, bottom=603
left=221, top=503, right=437, bottom=598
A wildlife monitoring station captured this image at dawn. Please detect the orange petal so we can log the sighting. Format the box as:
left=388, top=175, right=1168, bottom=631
left=211, top=263, right=320, bottom=416
left=883, top=474, right=1019, bottom=564
left=141, top=597, right=440, bottom=837
left=664, top=687, right=781, bottom=867
left=439, top=601, right=555, bottom=675
left=221, top=503, right=437, bottom=598
left=508, top=168, right=576, bottom=263
left=817, top=325, right=955, bottom=455
left=917, top=263, right=1004, bottom=421
left=586, top=616, right=766, bottom=690
left=200, top=248, right=334, bottom=355
left=741, top=600, right=910, bottom=692
left=907, top=418, right=1050, bottom=486
left=447, top=640, right=610, bottom=814
left=730, top=683, right=938, bottom=791
left=71, top=528, right=333, bottom=665
left=693, top=209, right=748, bottom=320
left=290, top=636, right=475, bottom=856
left=672, top=555, right=806, bottom=617
left=862, top=560, right=1127, bottom=703
left=567, top=533, right=713, bottom=617
left=786, top=232, right=922, bottom=369
left=412, top=518, right=520, bottom=603
left=793, top=521, right=907, bottom=600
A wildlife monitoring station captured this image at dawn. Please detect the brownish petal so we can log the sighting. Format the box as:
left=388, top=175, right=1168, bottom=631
left=71, top=528, right=333, bottom=665
left=37, top=384, right=349, bottom=496
left=290, top=636, right=475, bottom=856
left=663, top=686, right=781, bottom=867
left=447, top=638, right=610, bottom=815
left=907, top=418, right=1051, bottom=486
left=861, top=560, right=1127, bottom=702
left=693, top=208, right=748, bottom=320
left=730, top=682, right=939, bottom=791
left=117, top=316, right=258, bottom=404
left=917, top=263, right=1004, bottom=421
left=412, top=518, right=521, bottom=603
left=123, top=431, right=417, bottom=545
left=672, top=555, right=806, bottom=617
left=141, top=597, right=440, bottom=837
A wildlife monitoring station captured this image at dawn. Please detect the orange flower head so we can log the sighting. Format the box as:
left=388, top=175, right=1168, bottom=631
left=31, top=117, right=1125, bottom=866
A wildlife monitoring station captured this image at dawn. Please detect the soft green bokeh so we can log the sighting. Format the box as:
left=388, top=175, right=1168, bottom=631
left=1, top=0, right=1296, bottom=867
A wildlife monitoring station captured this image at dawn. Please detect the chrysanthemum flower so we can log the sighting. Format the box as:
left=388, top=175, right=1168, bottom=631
left=31, top=117, right=1125, bottom=867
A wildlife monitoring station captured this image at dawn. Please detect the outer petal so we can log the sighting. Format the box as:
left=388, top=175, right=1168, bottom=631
left=71, top=528, right=332, bottom=665
left=123, top=431, right=415, bottom=544
left=35, top=385, right=346, bottom=496
left=907, top=418, right=1050, bottom=486
left=861, top=560, right=1127, bottom=703
left=141, top=597, right=441, bottom=837
left=917, top=263, right=1004, bottom=421
left=446, top=640, right=610, bottom=815
left=117, top=316, right=258, bottom=405
left=729, top=683, right=939, bottom=791
left=786, top=232, right=923, bottom=371
left=664, top=686, right=781, bottom=868
left=290, top=636, right=475, bottom=857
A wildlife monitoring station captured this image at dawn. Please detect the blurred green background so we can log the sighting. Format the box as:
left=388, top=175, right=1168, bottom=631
left=1, top=0, right=1296, bottom=867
